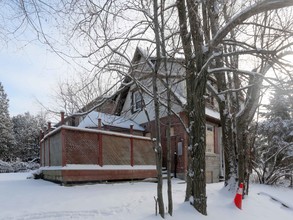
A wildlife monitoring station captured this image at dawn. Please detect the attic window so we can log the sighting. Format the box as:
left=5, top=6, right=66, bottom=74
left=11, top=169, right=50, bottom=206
left=132, top=90, right=142, bottom=112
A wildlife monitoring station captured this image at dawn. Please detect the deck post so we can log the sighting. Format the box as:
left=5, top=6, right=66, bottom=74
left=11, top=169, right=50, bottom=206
left=43, top=127, right=47, bottom=166
left=39, top=130, right=43, bottom=166
left=61, top=128, right=67, bottom=167
left=130, top=124, right=134, bottom=167
left=60, top=111, right=66, bottom=167
left=98, top=118, right=103, bottom=166
left=39, top=129, right=44, bottom=143
left=47, top=122, right=51, bottom=166
left=98, top=118, right=102, bottom=129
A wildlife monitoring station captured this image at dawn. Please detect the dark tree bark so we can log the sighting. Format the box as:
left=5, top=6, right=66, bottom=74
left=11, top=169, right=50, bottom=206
left=153, top=0, right=164, bottom=218
left=176, top=0, right=195, bottom=203
left=166, top=85, right=173, bottom=216
left=178, top=0, right=208, bottom=214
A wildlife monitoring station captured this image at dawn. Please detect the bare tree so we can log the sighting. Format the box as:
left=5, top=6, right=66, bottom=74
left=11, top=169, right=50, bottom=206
left=177, top=0, right=293, bottom=214
left=217, top=5, right=293, bottom=191
left=51, top=71, right=115, bottom=114
left=2, top=0, right=293, bottom=217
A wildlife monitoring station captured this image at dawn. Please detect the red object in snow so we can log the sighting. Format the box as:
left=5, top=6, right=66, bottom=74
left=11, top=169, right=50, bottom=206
left=234, top=182, right=244, bottom=209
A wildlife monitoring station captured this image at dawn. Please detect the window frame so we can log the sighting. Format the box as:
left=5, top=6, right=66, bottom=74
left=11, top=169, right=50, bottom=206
left=206, top=124, right=215, bottom=153
left=132, top=90, right=143, bottom=112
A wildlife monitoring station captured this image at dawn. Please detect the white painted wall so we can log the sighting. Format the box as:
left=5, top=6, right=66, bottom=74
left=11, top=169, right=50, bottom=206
left=121, top=56, right=186, bottom=125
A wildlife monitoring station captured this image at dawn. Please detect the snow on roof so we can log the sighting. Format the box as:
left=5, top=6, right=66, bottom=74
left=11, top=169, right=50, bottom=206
left=205, top=108, right=220, bottom=120
left=78, top=111, right=145, bottom=131
left=173, top=91, right=187, bottom=105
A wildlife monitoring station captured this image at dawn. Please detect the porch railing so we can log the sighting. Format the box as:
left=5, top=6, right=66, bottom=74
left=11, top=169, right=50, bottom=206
left=40, top=126, right=155, bottom=167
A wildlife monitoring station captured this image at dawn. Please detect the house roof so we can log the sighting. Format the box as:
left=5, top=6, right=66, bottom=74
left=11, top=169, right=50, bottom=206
left=205, top=108, right=220, bottom=121
left=78, top=111, right=145, bottom=131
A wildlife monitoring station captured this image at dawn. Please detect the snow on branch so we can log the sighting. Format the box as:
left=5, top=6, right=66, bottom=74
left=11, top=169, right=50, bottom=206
left=220, top=49, right=276, bottom=58
left=210, top=0, right=293, bottom=49
left=208, top=67, right=262, bottom=77
left=217, top=85, right=254, bottom=96
left=206, top=81, right=225, bottom=102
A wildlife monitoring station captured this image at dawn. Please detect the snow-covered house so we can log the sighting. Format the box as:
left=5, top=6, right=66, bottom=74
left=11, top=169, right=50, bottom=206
left=40, top=47, right=224, bottom=183
left=113, top=47, right=224, bottom=182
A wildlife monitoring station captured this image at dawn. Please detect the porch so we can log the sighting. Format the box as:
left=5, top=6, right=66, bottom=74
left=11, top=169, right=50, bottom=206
left=40, top=125, right=156, bottom=183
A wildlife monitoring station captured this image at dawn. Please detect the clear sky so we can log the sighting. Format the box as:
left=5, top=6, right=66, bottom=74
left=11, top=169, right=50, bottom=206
left=0, top=39, right=68, bottom=117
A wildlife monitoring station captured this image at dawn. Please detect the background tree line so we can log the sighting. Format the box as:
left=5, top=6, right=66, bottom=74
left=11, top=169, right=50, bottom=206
left=0, top=82, right=46, bottom=162
left=252, top=88, right=293, bottom=186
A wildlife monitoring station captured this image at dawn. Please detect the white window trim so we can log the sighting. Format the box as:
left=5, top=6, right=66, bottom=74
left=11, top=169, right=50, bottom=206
left=133, top=90, right=142, bottom=112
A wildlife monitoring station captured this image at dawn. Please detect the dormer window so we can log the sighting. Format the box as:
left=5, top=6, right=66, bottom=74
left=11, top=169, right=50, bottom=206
left=132, top=90, right=142, bottom=112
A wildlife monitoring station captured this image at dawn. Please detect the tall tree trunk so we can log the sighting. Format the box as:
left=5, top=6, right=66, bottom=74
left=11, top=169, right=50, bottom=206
left=153, top=76, right=164, bottom=218
left=190, top=75, right=207, bottom=215
left=166, top=86, right=173, bottom=216
left=176, top=0, right=195, bottom=202
left=159, top=0, right=173, bottom=214
left=236, top=75, right=263, bottom=194
left=187, top=0, right=207, bottom=214
left=214, top=73, right=238, bottom=189
left=153, top=0, right=164, bottom=217
left=179, top=0, right=208, bottom=215
left=208, top=0, right=238, bottom=190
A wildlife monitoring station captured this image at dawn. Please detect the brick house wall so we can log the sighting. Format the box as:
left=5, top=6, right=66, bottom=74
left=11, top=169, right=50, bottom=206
left=142, top=111, right=221, bottom=182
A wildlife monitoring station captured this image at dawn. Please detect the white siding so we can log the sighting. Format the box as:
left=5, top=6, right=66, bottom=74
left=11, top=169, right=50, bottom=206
left=121, top=57, right=186, bottom=125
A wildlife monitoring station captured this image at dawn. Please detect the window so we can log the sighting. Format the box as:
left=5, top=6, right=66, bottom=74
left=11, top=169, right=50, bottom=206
left=206, top=80, right=215, bottom=107
left=206, top=124, right=214, bottom=153
left=132, top=90, right=142, bottom=112
left=207, top=125, right=213, bottom=131
left=170, top=127, right=175, bottom=136
left=166, top=126, right=175, bottom=137
left=150, top=59, right=156, bottom=66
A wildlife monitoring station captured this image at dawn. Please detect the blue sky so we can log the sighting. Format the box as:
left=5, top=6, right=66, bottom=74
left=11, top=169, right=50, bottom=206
left=0, top=39, right=68, bottom=117
left=0, top=1, right=74, bottom=118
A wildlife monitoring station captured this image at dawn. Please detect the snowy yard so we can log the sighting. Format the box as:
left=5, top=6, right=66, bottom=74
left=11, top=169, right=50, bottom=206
left=0, top=172, right=292, bottom=220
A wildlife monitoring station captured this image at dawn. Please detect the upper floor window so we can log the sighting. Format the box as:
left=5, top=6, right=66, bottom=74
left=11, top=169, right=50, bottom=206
left=165, top=126, right=175, bottom=137
left=206, top=79, right=216, bottom=108
left=132, top=90, right=142, bottom=112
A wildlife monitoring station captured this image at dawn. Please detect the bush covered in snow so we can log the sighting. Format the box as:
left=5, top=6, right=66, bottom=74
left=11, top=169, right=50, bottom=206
left=0, top=160, right=13, bottom=173
left=0, top=160, right=39, bottom=173
left=30, top=169, right=43, bottom=179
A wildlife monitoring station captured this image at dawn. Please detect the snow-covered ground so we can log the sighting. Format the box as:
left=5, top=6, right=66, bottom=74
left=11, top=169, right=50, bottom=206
left=0, top=172, right=292, bottom=220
